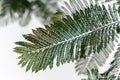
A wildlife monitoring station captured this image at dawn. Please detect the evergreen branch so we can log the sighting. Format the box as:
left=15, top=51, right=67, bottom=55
left=14, top=0, right=120, bottom=73
left=33, top=21, right=120, bottom=52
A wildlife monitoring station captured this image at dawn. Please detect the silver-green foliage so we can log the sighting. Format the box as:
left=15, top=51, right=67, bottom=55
left=75, top=42, right=115, bottom=75
left=86, top=44, right=120, bottom=80
left=14, top=0, right=120, bottom=76
left=101, top=44, right=120, bottom=80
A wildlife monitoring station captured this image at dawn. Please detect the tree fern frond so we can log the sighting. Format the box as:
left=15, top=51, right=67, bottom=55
left=14, top=0, right=120, bottom=72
